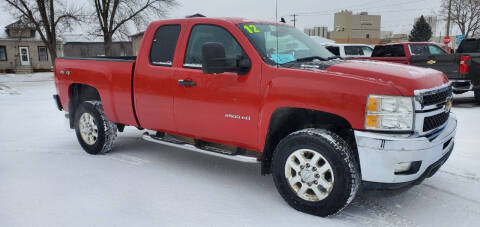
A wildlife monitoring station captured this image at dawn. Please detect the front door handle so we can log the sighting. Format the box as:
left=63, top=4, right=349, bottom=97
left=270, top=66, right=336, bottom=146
left=177, top=79, right=196, bottom=87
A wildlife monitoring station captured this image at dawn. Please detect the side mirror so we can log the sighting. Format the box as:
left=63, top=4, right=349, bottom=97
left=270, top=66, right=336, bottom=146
left=202, top=42, right=251, bottom=75
left=202, top=42, right=229, bottom=74
left=237, top=56, right=251, bottom=75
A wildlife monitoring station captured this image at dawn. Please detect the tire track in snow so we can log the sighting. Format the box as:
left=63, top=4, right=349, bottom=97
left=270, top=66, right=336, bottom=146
left=0, top=84, right=20, bottom=95
left=338, top=195, right=418, bottom=227
left=438, top=170, right=480, bottom=182
left=421, top=184, right=480, bottom=205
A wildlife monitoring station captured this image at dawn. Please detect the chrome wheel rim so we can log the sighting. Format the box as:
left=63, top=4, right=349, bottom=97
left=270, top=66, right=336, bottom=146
left=79, top=112, right=98, bottom=145
left=284, top=149, right=335, bottom=201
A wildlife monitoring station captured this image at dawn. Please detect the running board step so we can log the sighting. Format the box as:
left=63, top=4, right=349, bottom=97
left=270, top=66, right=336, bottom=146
left=142, top=132, right=260, bottom=163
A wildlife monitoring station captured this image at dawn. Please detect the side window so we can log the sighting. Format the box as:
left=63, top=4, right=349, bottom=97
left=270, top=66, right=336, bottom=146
left=372, top=46, right=386, bottom=57
left=457, top=39, right=478, bottom=53
left=390, top=45, right=406, bottom=57
left=410, top=44, right=429, bottom=55
left=149, top=25, right=181, bottom=66
left=372, top=45, right=405, bottom=57
left=184, top=25, right=245, bottom=67
left=344, top=46, right=364, bottom=56
left=362, top=46, right=373, bottom=56
left=428, top=45, right=446, bottom=55
left=326, top=46, right=340, bottom=56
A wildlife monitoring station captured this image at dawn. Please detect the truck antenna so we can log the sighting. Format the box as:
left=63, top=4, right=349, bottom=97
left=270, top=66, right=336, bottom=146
left=276, top=0, right=279, bottom=68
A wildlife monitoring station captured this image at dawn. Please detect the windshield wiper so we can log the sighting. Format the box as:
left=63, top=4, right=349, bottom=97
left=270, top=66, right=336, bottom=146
left=295, top=56, right=328, bottom=62
left=327, top=56, right=342, bottom=60
left=280, top=56, right=327, bottom=65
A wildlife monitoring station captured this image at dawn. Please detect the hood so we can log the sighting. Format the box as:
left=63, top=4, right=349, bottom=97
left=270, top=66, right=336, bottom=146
left=325, top=60, right=449, bottom=96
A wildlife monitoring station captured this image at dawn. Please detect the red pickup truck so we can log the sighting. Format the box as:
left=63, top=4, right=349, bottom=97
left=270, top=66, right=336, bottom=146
left=53, top=18, right=457, bottom=217
left=353, top=42, right=480, bottom=97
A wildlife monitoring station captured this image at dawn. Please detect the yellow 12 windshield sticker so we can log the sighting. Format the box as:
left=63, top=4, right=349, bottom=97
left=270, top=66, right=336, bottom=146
left=243, top=25, right=260, bottom=34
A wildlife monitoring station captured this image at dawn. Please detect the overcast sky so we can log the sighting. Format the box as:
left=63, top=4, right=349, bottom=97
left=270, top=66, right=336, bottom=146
left=0, top=0, right=454, bottom=36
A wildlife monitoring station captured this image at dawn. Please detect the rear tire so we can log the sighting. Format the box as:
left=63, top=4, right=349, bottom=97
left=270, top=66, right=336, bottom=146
left=272, top=129, right=359, bottom=217
left=74, top=101, right=117, bottom=154
left=474, top=90, right=480, bottom=104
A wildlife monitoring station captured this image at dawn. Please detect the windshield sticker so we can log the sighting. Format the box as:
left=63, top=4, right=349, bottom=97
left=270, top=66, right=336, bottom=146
left=270, top=54, right=295, bottom=64
left=243, top=25, right=260, bottom=34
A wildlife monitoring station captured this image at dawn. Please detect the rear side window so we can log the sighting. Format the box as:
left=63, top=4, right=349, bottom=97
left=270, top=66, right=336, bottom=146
left=326, top=46, right=340, bottom=56
left=372, top=45, right=405, bottom=57
left=184, top=24, right=245, bottom=67
left=344, top=46, right=364, bottom=56
left=149, top=25, right=181, bottom=66
left=457, top=39, right=480, bottom=53
left=410, top=44, right=429, bottom=55
left=428, top=45, right=446, bottom=55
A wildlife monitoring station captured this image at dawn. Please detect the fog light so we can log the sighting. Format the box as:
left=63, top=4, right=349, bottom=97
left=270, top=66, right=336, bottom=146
left=394, top=161, right=422, bottom=175
left=395, top=162, right=412, bottom=173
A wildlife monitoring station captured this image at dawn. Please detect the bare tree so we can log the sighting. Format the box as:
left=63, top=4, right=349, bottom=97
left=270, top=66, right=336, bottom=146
left=91, top=0, right=177, bottom=56
left=4, top=0, right=83, bottom=62
left=441, top=0, right=480, bottom=37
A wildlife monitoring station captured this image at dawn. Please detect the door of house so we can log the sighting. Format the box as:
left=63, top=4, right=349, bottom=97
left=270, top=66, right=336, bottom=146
left=19, top=47, right=30, bottom=66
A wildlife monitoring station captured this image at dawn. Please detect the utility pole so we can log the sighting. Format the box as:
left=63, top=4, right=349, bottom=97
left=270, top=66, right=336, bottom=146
left=446, top=0, right=452, bottom=36
left=290, top=14, right=298, bottom=27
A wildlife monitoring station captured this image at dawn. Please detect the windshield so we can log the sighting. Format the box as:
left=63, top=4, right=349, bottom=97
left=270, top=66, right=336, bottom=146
left=238, top=23, right=335, bottom=65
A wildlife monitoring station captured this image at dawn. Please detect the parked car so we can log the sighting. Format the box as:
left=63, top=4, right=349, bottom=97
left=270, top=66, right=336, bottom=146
left=354, top=42, right=480, bottom=102
left=455, top=38, right=480, bottom=101
left=53, top=18, right=457, bottom=217
left=324, top=44, right=373, bottom=58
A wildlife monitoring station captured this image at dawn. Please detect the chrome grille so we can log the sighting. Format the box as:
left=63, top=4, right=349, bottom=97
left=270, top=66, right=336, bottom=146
left=422, top=86, right=452, bottom=106
left=423, top=112, right=449, bottom=132
left=414, top=83, right=452, bottom=135
left=417, top=85, right=452, bottom=107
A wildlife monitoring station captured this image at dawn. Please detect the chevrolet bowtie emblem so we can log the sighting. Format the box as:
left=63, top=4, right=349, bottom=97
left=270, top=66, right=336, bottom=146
left=427, top=60, right=436, bottom=64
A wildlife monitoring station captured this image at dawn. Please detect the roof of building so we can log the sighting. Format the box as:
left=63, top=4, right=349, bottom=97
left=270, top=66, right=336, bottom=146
left=6, top=20, right=35, bottom=30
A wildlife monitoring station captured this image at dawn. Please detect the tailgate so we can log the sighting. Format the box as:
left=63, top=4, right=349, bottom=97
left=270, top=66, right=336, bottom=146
left=410, top=54, right=459, bottom=78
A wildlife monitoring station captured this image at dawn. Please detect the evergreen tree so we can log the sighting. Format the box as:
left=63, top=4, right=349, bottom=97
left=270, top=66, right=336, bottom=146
left=409, top=15, right=433, bottom=42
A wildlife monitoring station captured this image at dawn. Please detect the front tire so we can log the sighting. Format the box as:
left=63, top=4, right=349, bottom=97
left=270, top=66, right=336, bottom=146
left=74, top=101, right=117, bottom=155
left=272, top=129, right=360, bottom=217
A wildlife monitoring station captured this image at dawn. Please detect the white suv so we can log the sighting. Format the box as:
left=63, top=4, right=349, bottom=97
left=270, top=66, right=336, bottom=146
left=324, top=44, right=373, bottom=58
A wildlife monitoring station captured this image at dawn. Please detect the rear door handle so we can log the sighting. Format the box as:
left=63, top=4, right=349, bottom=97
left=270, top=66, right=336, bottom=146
left=177, top=79, right=196, bottom=87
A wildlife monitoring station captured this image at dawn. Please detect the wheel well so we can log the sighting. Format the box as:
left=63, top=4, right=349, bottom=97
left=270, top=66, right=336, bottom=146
left=261, top=107, right=358, bottom=175
left=68, top=84, right=101, bottom=128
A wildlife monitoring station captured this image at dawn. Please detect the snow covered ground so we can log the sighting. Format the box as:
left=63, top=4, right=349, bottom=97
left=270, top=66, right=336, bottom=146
left=1, top=73, right=479, bottom=227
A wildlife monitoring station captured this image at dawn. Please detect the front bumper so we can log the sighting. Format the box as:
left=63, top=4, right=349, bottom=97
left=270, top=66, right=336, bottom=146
left=354, top=115, right=457, bottom=184
left=450, top=79, right=478, bottom=92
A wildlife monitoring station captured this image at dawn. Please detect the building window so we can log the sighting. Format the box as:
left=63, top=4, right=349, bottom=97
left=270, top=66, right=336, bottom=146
left=366, top=34, right=370, bottom=39
left=0, top=46, right=6, bottom=61
left=38, top=46, right=48, bottom=61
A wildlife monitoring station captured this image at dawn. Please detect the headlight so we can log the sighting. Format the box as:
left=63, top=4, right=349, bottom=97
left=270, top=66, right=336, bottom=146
left=365, top=95, right=414, bottom=131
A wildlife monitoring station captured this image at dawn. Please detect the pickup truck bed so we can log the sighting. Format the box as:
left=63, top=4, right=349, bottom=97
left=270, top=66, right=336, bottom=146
left=55, top=57, right=139, bottom=127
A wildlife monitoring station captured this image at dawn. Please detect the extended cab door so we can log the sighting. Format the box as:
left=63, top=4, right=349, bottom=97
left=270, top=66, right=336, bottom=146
left=409, top=44, right=459, bottom=77
left=173, top=23, right=261, bottom=150
left=133, top=24, right=184, bottom=131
